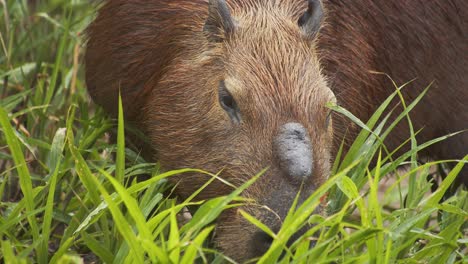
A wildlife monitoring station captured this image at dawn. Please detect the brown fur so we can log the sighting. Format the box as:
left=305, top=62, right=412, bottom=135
left=319, top=0, right=468, bottom=186
left=85, top=0, right=467, bottom=261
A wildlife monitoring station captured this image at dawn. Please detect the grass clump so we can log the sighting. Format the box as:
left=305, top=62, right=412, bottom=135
left=1, top=1, right=466, bottom=263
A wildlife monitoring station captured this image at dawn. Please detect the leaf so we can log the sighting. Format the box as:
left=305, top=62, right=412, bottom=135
left=0, top=106, right=40, bottom=244
left=81, top=232, right=114, bottom=263
left=169, top=207, right=181, bottom=263
left=180, top=226, right=215, bottom=264
left=115, top=92, right=125, bottom=183
left=420, top=156, right=467, bottom=207
left=240, top=209, right=276, bottom=239
left=46, top=128, right=66, bottom=178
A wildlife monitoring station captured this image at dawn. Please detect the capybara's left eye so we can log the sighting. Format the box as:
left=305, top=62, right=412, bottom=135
left=218, top=80, right=241, bottom=124
left=220, top=92, right=235, bottom=110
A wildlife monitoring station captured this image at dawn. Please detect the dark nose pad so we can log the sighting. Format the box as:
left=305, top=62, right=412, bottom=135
left=275, top=122, right=314, bottom=183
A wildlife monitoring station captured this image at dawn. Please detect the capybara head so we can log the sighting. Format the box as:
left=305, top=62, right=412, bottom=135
left=85, top=0, right=334, bottom=260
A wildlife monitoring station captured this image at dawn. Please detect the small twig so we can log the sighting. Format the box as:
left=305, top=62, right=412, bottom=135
left=12, top=117, right=31, bottom=137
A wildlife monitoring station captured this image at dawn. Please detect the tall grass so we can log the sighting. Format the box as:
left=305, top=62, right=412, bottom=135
left=1, top=1, right=466, bottom=263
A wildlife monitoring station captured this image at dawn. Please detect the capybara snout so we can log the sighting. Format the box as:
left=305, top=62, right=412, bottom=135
left=85, top=0, right=467, bottom=261
left=275, top=122, right=314, bottom=183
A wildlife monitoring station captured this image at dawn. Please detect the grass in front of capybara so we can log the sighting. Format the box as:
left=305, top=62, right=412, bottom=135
left=0, top=1, right=466, bottom=263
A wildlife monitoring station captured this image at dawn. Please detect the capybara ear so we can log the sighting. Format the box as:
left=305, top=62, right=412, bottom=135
left=298, top=0, right=324, bottom=40
left=204, top=0, right=236, bottom=42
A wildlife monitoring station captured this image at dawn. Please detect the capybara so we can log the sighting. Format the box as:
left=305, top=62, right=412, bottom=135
left=85, top=0, right=467, bottom=260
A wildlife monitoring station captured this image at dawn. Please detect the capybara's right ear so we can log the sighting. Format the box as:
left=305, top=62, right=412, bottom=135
left=298, top=0, right=324, bottom=40
left=204, top=0, right=236, bottom=42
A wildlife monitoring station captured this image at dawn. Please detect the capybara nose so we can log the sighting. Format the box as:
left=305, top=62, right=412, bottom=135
left=275, top=122, right=313, bottom=183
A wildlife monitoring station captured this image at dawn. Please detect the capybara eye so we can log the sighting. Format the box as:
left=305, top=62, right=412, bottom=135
left=221, top=93, right=234, bottom=110
left=218, top=80, right=241, bottom=123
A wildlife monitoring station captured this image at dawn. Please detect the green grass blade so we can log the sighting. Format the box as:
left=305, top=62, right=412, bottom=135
left=46, top=127, right=66, bottom=176
left=81, top=232, right=114, bottom=263
left=43, top=9, right=70, bottom=111
left=182, top=168, right=265, bottom=234
left=88, top=172, right=145, bottom=263
left=181, top=226, right=215, bottom=264
left=0, top=105, right=40, bottom=252
left=169, top=207, right=181, bottom=263
left=97, top=167, right=160, bottom=260
left=1, top=240, right=17, bottom=263
left=240, top=209, right=276, bottom=239
left=259, top=161, right=359, bottom=263
left=420, top=156, right=467, bottom=207
left=65, top=106, right=100, bottom=204
left=115, top=92, right=125, bottom=183
left=49, top=237, right=74, bottom=264
left=39, top=163, right=60, bottom=264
